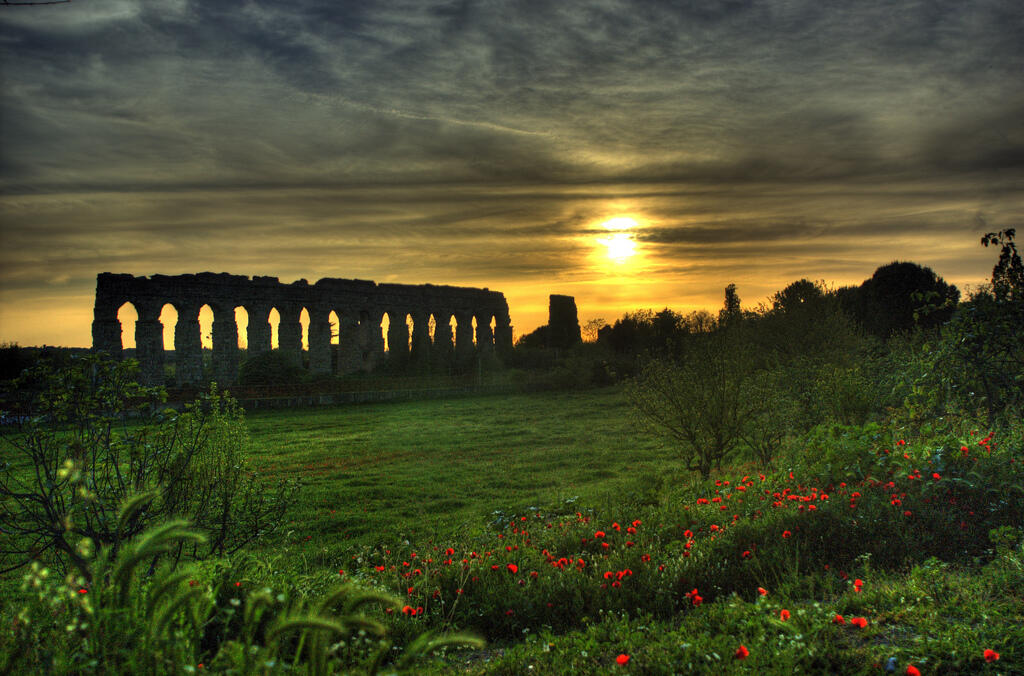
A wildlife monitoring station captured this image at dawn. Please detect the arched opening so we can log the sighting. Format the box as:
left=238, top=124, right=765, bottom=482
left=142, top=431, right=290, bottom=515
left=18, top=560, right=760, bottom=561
left=198, top=304, right=214, bottom=351
left=299, top=307, right=310, bottom=353
left=269, top=308, right=280, bottom=349
left=406, top=314, right=414, bottom=353
left=116, top=302, right=138, bottom=350
left=235, top=306, right=249, bottom=350
left=428, top=314, right=437, bottom=342
left=449, top=315, right=457, bottom=337
left=381, top=312, right=391, bottom=353
left=471, top=315, right=478, bottom=346
left=329, top=311, right=341, bottom=346
left=160, top=304, right=177, bottom=351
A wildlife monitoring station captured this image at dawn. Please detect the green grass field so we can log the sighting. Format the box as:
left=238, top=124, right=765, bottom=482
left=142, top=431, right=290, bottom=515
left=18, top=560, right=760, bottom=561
left=4, top=385, right=1021, bottom=674
left=245, top=387, right=670, bottom=558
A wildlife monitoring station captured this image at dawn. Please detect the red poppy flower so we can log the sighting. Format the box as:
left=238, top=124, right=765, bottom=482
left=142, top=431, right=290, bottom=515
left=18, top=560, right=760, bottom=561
left=757, top=587, right=768, bottom=596
left=779, top=609, right=790, bottom=621
left=616, top=654, right=630, bottom=665
left=594, top=531, right=605, bottom=538
left=742, top=550, right=752, bottom=559
left=832, top=614, right=845, bottom=624
left=853, top=579, right=863, bottom=592
left=401, top=605, right=414, bottom=616
left=850, top=617, right=868, bottom=628
left=906, top=666, right=920, bottom=676
left=984, top=649, right=1000, bottom=662
left=782, top=530, right=792, bottom=539
left=735, top=645, right=749, bottom=660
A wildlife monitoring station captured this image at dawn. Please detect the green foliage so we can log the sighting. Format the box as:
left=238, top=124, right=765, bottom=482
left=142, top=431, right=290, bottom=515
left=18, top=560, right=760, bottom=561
left=629, top=318, right=753, bottom=478
left=0, top=355, right=297, bottom=577
left=0, top=510, right=481, bottom=674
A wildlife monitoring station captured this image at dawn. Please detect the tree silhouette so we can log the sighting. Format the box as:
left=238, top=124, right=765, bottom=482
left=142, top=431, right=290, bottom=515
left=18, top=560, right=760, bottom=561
left=857, top=262, right=959, bottom=338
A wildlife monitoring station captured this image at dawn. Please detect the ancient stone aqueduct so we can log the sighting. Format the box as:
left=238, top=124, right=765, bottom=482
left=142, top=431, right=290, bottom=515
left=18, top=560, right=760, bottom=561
left=92, top=272, right=513, bottom=386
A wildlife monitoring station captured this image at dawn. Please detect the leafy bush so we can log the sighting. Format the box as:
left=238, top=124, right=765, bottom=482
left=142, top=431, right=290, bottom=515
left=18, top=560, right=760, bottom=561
left=0, top=355, right=297, bottom=578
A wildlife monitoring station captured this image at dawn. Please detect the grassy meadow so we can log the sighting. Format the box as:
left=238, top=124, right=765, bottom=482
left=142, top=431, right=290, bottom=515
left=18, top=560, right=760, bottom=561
left=243, top=387, right=667, bottom=559
left=227, top=389, right=1022, bottom=674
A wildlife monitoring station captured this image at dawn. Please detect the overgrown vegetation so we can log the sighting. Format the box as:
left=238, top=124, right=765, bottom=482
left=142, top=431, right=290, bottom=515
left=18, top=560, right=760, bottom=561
left=1, top=230, right=1022, bottom=673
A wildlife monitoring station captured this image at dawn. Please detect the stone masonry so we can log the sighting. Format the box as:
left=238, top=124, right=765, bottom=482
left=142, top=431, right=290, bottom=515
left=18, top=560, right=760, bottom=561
left=92, top=272, right=514, bottom=386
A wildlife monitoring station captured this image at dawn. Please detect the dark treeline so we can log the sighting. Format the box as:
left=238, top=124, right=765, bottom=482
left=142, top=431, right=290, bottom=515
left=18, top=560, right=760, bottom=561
left=512, top=230, right=1023, bottom=476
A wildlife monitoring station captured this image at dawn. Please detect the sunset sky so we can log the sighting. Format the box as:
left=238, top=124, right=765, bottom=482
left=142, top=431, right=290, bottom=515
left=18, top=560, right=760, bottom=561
left=1, top=0, right=1022, bottom=347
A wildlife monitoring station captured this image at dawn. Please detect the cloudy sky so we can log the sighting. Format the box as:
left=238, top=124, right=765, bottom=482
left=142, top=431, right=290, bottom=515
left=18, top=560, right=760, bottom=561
left=1, top=0, right=1022, bottom=347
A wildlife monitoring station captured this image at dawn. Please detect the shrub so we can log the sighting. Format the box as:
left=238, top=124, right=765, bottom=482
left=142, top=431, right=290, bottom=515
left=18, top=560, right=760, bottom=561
left=0, top=354, right=297, bottom=579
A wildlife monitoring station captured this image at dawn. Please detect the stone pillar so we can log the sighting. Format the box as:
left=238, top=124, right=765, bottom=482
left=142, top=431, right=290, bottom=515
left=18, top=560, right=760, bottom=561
left=174, top=302, right=203, bottom=386
left=338, top=312, right=362, bottom=374
left=387, top=309, right=409, bottom=359
left=91, top=304, right=122, bottom=358
left=494, top=311, right=514, bottom=359
left=410, top=310, right=431, bottom=363
left=475, top=312, right=494, bottom=353
left=211, top=304, right=239, bottom=385
left=277, top=304, right=304, bottom=367
left=432, top=310, right=454, bottom=359
left=308, top=307, right=333, bottom=376
left=246, top=303, right=272, bottom=356
left=134, top=300, right=165, bottom=386
left=359, top=309, right=385, bottom=371
left=454, top=310, right=475, bottom=364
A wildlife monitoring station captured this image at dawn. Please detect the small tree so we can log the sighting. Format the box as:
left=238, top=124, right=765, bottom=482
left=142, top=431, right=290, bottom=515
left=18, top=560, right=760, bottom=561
left=0, top=355, right=297, bottom=579
left=628, top=315, right=753, bottom=478
left=738, top=368, right=797, bottom=467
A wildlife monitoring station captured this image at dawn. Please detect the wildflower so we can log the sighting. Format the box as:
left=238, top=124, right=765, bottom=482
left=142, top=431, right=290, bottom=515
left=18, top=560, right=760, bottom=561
left=833, top=614, right=845, bottom=624
left=782, top=530, right=792, bottom=539
left=780, top=609, right=791, bottom=621
left=641, top=553, right=651, bottom=562
left=853, top=578, right=863, bottom=593
left=742, top=550, right=752, bottom=560
left=507, top=563, right=518, bottom=574
left=594, top=531, right=606, bottom=539
left=735, top=645, right=749, bottom=660
left=757, top=587, right=768, bottom=596
left=616, top=654, right=630, bottom=665
left=906, top=666, right=920, bottom=676
left=612, top=522, right=621, bottom=531
left=850, top=617, right=868, bottom=628
left=632, top=519, right=642, bottom=527
left=984, top=649, right=1000, bottom=662
left=402, top=605, right=414, bottom=616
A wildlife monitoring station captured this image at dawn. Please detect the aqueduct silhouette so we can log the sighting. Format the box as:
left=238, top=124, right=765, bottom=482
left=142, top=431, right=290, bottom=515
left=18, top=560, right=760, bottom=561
left=92, top=272, right=513, bottom=386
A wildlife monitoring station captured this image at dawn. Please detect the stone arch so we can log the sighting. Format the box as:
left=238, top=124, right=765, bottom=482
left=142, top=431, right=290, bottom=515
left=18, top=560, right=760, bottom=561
left=268, top=307, right=281, bottom=349
left=160, top=303, right=178, bottom=352
left=381, top=312, right=392, bottom=353
left=299, top=307, right=311, bottom=352
left=116, top=301, right=138, bottom=350
left=198, top=304, right=214, bottom=350
left=235, top=306, right=249, bottom=350
left=328, top=310, right=341, bottom=374
left=93, top=272, right=513, bottom=383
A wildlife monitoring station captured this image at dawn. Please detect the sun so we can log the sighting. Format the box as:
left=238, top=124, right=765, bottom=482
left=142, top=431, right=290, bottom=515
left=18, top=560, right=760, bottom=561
left=597, top=216, right=639, bottom=263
